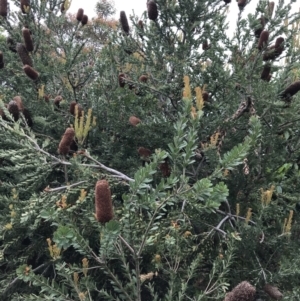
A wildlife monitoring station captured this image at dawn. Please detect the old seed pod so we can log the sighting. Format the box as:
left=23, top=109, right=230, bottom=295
left=138, top=147, right=152, bottom=158
left=16, top=43, right=33, bottom=66
left=224, top=0, right=231, bottom=3
left=202, top=40, right=210, bottom=50
left=138, top=20, right=144, bottom=29
left=119, top=73, right=126, bottom=87
left=280, top=80, right=300, bottom=101
left=76, top=8, right=84, bottom=22
left=238, top=0, right=247, bottom=9
left=147, top=1, right=158, bottom=21
left=264, top=284, right=283, bottom=300
left=81, top=14, right=88, bottom=26
left=261, top=65, right=271, bottom=81
left=139, top=75, right=148, bottom=83
left=0, top=51, right=4, bottom=69
left=258, top=30, right=269, bottom=50
left=120, top=11, right=130, bottom=34
left=0, top=0, right=7, bottom=17
left=95, top=180, right=114, bottom=223
left=69, top=101, right=83, bottom=116
left=268, top=1, right=275, bottom=17
left=129, top=116, right=141, bottom=126
left=159, top=160, right=171, bottom=177
left=202, top=91, right=209, bottom=102
left=226, top=281, right=256, bottom=301
left=254, top=17, right=266, bottom=38
left=23, top=65, right=39, bottom=80
left=22, top=28, right=34, bottom=52
left=8, top=100, right=19, bottom=121
left=13, top=96, right=24, bottom=112
left=54, top=95, right=63, bottom=108
left=20, top=0, right=30, bottom=14
left=58, top=127, right=75, bottom=155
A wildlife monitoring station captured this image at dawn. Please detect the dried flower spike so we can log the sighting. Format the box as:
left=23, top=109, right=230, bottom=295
left=129, top=116, right=141, bottom=126
left=147, top=1, right=158, bottom=21
left=95, top=180, right=114, bottom=223
left=280, top=81, right=300, bottom=102
left=254, top=17, right=266, bottom=38
left=224, top=281, right=256, bottom=301
left=261, top=64, right=271, bottom=81
left=76, top=8, right=84, bottom=22
left=54, top=95, right=63, bottom=108
left=58, top=127, right=75, bottom=155
left=0, top=0, right=7, bottom=17
left=202, top=40, right=210, bottom=50
left=81, top=15, right=88, bottom=26
left=17, top=43, right=33, bottom=66
left=138, top=147, right=152, bottom=158
left=8, top=100, right=19, bottom=121
left=69, top=101, right=83, bottom=116
left=20, top=0, right=30, bottom=14
left=268, top=1, right=275, bottom=17
left=22, top=28, right=34, bottom=52
left=139, top=75, right=148, bottom=83
left=0, top=51, right=4, bottom=68
left=120, top=11, right=130, bottom=34
left=119, top=73, right=126, bottom=87
left=23, top=65, right=39, bottom=81
left=138, top=20, right=144, bottom=29
left=258, top=30, right=269, bottom=50
left=264, top=284, right=283, bottom=300
left=159, top=160, right=171, bottom=177
left=224, top=0, right=231, bottom=3
left=13, top=96, right=24, bottom=112
left=238, top=0, right=247, bottom=9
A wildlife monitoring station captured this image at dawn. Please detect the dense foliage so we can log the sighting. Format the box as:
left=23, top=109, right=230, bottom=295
left=0, top=0, right=300, bottom=300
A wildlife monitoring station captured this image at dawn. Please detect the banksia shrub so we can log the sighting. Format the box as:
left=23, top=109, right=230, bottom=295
left=17, top=43, right=33, bottom=66
left=0, top=0, right=7, bottom=17
left=20, top=0, right=30, bottom=14
left=81, top=15, right=88, bottom=26
left=224, top=281, right=256, bottom=301
left=264, top=284, right=283, bottom=300
left=138, top=147, right=152, bottom=158
left=54, top=95, right=63, bottom=108
left=202, top=91, right=209, bottom=102
left=76, top=8, right=84, bottom=22
left=95, top=180, right=114, bottom=223
left=261, top=64, right=271, bottom=81
left=22, top=28, right=34, bottom=52
left=280, top=80, right=300, bottom=102
left=119, top=73, right=126, bottom=87
left=8, top=101, right=20, bottom=121
left=139, top=75, right=148, bottom=83
left=120, top=11, right=129, bottom=34
left=258, top=30, right=269, bottom=50
left=0, top=51, right=4, bottom=69
left=23, top=65, right=39, bottom=80
left=238, top=0, right=247, bottom=9
left=129, top=116, right=141, bottom=126
left=58, top=127, right=75, bottom=155
left=147, top=1, right=158, bottom=21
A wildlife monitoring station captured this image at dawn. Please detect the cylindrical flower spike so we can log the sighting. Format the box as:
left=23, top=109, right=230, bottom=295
left=261, top=64, right=271, bottom=81
left=8, top=100, right=19, bottom=121
left=23, top=65, right=39, bottom=80
left=224, top=281, right=256, bottom=301
left=58, top=127, right=75, bottom=155
left=237, top=0, right=247, bottom=9
left=280, top=81, right=300, bottom=102
left=17, top=43, right=33, bottom=66
left=22, top=28, right=34, bottom=52
left=76, top=8, right=84, bottom=22
left=147, top=1, right=158, bottom=21
left=138, top=147, right=152, bottom=158
left=264, top=284, right=283, bottom=300
left=120, top=11, right=129, bottom=34
left=0, top=0, right=7, bottom=17
left=258, top=30, right=269, bottom=50
left=20, top=0, right=30, bottom=14
left=95, top=180, right=114, bottom=223
left=81, top=15, right=88, bottom=26
left=129, top=116, right=141, bottom=126
left=268, top=1, right=275, bottom=17
left=254, top=17, right=266, bottom=38
left=0, top=51, right=4, bottom=68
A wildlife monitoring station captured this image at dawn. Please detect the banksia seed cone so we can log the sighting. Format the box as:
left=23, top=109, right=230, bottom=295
left=264, top=284, right=283, bottom=300
left=0, top=0, right=7, bottom=17
left=17, top=43, right=33, bottom=66
left=81, top=15, right=88, bottom=26
left=138, top=20, right=144, bottom=30
left=138, top=147, right=152, bottom=158
left=13, top=96, right=24, bottom=112
left=58, top=127, right=75, bottom=155
left=147, top=1, right=158, bottom=21
left=254, top=17, right=266, bottom=38
left=258, top=30, right=269, bottom=50
left=120, top=11, right=129, bottom=34
left=263, top=45, right=275, bottom=61
left=23, top=65, right=39, bottom=80
left=225, top=281, right=256, bottom=301
left=119, top=73, right=126, bottom=87
left=139, top=75, right=148, bottom=83
left=202, top=91, right=209, bottom=102
left=8, top=101, right=20, bottom=121
left=22, top=28, right=34, bottom=52
left=268, top=1, right=275, bottom=17
left=238, top=0, right=247, bottom=9
left=76, top=8, right=84, bottom=22
left=129, top=116, right=141, bottom=126
left=95, top=180, right=114, bottom=223
left=60, top=3, right=65, bottom=13
left=280, top=81, right=300, bottom=101
left=6, top=37, right=16, bottom=53
left=159, top=160, right=171, bottom=177
left=20, top=0, right=30, bottom=13
left=261, top=65, right=271, bottom=81
left=202, top=40, right=210, bottom=50
left=54, top=95, right=63, bottom=108
left=0, top=51, right=4, bottom=69
left=274, top=36, right=284, bottom=54
left=69, top=101, right=83, bottom=116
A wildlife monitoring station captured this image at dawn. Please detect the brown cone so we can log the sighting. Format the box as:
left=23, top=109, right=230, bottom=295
left=54, top=95, right=63, bottom=108
left=70, top=101, right=83, bottom=116
left=264, top=284, right=283, bottom=300
left=6, top=37, right=16, bottom=53
left=268, top=1, right=275, bottom=17
left=17, top=43, right=33, bottom=66
left=225, top=281, right=256, bottom=301
left=95, top=180, right=114, bottom=223
left=129, top=116, right=141, bottom=126
left=261, top=64, right=271, bottom=81
left=0, top=0, right=7, bottom=17
left=20, top=0, right=30, bottom=14
left=119, top=73, right=126, bottom=87
left=76, top=8, right=84, bottom=22
left=120, top=11, right=130, bottom=34
left=58, top=128, right=75, bottom=155
left=139, top=75, right=148, bottom=83
left=280, top=81, right=300, bottom=101
left=147, top=1, right=158, bottom=21
left=13, top=96, right=24, bottom=112
left=258, top=30, right=269, bottom=50
left=238, top=0, right=247, bottom=9
left=254, top=17, right=266, bottom=38
left=22, top=28, right=34, bottom=52
left=138, top=147, right=152, bottom=158
left=138, top=20, right=144, bottom=30
left=224, top=0, right=231, bottom=3
left=81, top=15, right=88, bottom=26
left=8, top=100, right=19, bottom=121
left=23, top=65, right=39, bottom=81
left=159, top=160, right=171, bottom=177
left=0, top=51, right=4, bottom=69
left=202, top=91, right=209, bottom=102
left=202, top=40, right=210, bottom=50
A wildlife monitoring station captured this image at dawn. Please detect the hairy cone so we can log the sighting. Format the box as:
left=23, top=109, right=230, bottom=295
left=76, top=8, right=84, bottom=22
left=129, top=116, right=141, bottom=126
left=95, top=180, right=114, bottom=223
left=81, top=15, right=88, bottom=26
left=23, top=65, right=39, bottom=80
left=17, top=43, right=33, bottom=66
left=224, top=281, right=256, bottom=301
left=258, top=30, right=269, bottom=50
left=22, top=28, right=34, bottom=52
left=120, top=11, right=130, bottom=34
left=20, top=0, right=30, bottom=13
left=264, top=284, right=283, bottom=300
left=0, top=0, right=7, bottom=17
left=0, top=51, right=4, bottom=68
left=58, top=128, right=75, bottom=155
left=147, top=1, right=158, bottom=21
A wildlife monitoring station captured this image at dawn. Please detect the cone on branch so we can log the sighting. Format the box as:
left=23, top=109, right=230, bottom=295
left=138, top=20, right=144, bottom=30
left=238, top=0, right=247, bottom=9
left=76, top=8, right=84, bottom=22
left=54, top=95, right=63, bottom=108
left=224, top=0, right=231, bottom=4
left=0, top=0, right=7, bottom=17
left=147, top=1, right=158, bottom=21
left=8, top=101, right=20, bottom=121
left=261, top=64, right=271, bottom=81
left=258, top=30, right=269, bottom=50
left=22, top=28, right=34, bottom=52
left=120, top=11, right=130, bottom=34
left=280, top=81, right=300, bottom=102
left=0, top=51, right=4, bottom=69
left=81, top=15, right=88, bottom=26
left=223, top=281, right=256, bottom=301
left=13, top=96, right=24, bottom=112
left=119, top=73, right=127, bottom=87
left=129, top=116, right=141, bottom=126
left=202, top=40, right=211, bottom=50
left=6, top=37, right=16, bottom=53
left=69, top=101, right=83, bottom=116
left=268, top=1, right=275, bottom=17
left=58, top=128, right=75, bottom=155
left=138, top=147, right=152, bottom=158
left=202, top=91, right=209, bottom=102
left=23, top=65, right=39, bottom=81
left=20, top=0, right=30, bottom=14
left=17, top=43, right=33, bottom=66
left=254, top=17, right=267, bottom=38
left=95, top=180, right=114, bottom=223
left=139, top=75, right=148, bottom=83
left=264, top=284, right=283, bottom=300
left=159, top=160, right=171, bottom=177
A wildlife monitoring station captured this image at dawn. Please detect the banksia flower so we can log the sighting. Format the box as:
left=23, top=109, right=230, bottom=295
left=138, top=147, right=152, bottom=158
left=258, top=30, right=269, bottom=50
left=120, top=11, right=129, bottom=34
left=23, top=65, right=39, bottom=80
left=280, top=81, right=300, bottom=102
left=54, top=95, right=63, bottom=108
left=20, top=0, right=30, bottom=14
left=0, top=51, right=4, bottom=69
left=138, top=20, right=144, bottom=30
left=159, top=160, right=171, bottom=177
left=261, top=64, right=271, bottom=81
left=264, top=284, right=283, bottom=300
left=238, top=0, right=247, bottom=9
left=147, top=1, right=158, bottom=21
left=139, top=75, right=148, bottom=83
left=76, top=8, right=84, bottom=22
left=224, top=281, right=256, bottom=301
left=58, top=127, right=75, bottom=155
left=268, top=1, right=275, bottom=17
left=7, top=37, right=16, bottom=53
left=202, top=91, right=209, bottom=102
left=0, top=0, right=7, bottom=17
left=16, top=43, right=33, bottom=66
left=254, top=17, right=266, bottom=38
left=22, top=28, right=34, bottom=52
left=202, top=40, right=210, bottom=50
left=69, top=101, right=83, bottom=116
left=129, top=116, right=141, bottom=126
left=60, top=3, right=65, bottom=13
left=95, top=180, right=114, bottom=223
left=81, top=15, right=88, bottom=26
left=13, top=96, right=24, bottom=112
left=119, top=73, right=126, bottom=87
left=8, top=100, right=19, bottom=121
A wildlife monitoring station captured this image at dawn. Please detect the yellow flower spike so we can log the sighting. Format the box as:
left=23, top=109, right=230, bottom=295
left=9, top=204, right=13, bottom=210
left=82, top=258, right=89, bottom=277
left=38, top=85, right=45, bottom=99
left=183, top=75, right=192, bottom=99
left=191, top=106, right=197, bottom=119
left=78, top=292, right=86, bottom=301
left=183, top=231, right=192, bottom=238
left=73, top=272, right=79, bottom=287
left=245, top=208, right=252, bottom=225
left=11, top=210, right=16, bottom=218
left=79, top=189, right=87, bottom=202
left=236, top=203, right=240, bottom=217
left=4, top=223, right=13, bottom=230
left=154, top=254, right=161, bottom=263
left=285, top=210, right=294, bottom=234
left=83, top=109, right=92, bottom=139
left=195, top=86, right=204, bottom=110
